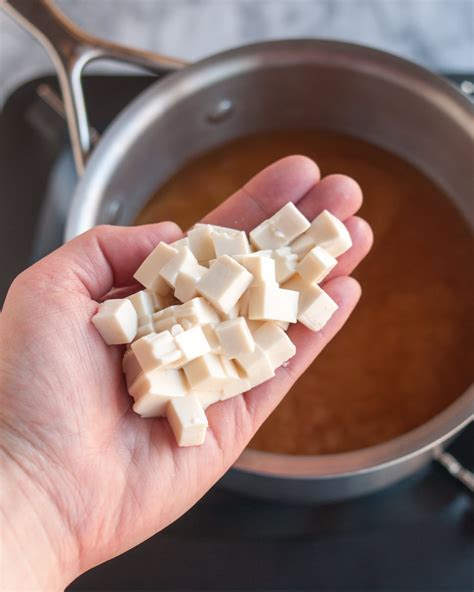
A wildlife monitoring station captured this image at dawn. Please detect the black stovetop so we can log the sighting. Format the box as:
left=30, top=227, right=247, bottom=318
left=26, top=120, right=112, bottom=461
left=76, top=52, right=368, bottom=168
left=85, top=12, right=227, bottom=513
left=1, top=74, right=472, bottom=591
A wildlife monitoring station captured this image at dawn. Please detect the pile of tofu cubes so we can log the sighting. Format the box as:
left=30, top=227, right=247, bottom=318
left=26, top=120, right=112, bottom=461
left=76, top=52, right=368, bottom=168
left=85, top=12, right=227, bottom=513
left=92, top=204, right=351, bottom=446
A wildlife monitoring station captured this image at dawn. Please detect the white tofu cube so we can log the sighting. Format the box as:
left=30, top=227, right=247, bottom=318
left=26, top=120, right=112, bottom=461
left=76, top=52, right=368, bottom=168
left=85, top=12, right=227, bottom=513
left=220, top=357, right=251, bottom=399
left=131, top=331, right=182, bottom=371
left=297, top=245, right=337, bottom=284
left=192, top=390, right=222, bottom=410
left=160, top=246, right=198, bottom=288
left=131, top=368, right=188, bottom=417
left=250, top=202, right=310, bottom=250
left=167, top=395, right=208, bottom=447
left=148, top=290, right=172, bottom=312
left=235, top=345, right=275, bottom=388
left=183, top=353, right=229, bottom=390
left=199, top=223, right=240, bottom=235
left=276, top=320, right=290, bottom=331
left=212, top=230, right=251, bottom=257
left=239, top=290, right=250, bottom=317
left=175, top=297, right=221, bottom=326
left=170, top=237, right=190, bottom=250
left=92, top=299, right=137, bottom=345
left=218, top=301, right=240, bottom=320
left=200, top=324, right=221, bottom=354
left=271, top=247, right=298, bottom=283
left=215, top=317, right=255, bottom=359
left=174, top=264, right=208, bottom=303
left=174, top=326, right=211, bottom=363
left=187, top=225, right=216, bottom=262
left=248, top=284, right=298, bottom=323
left=221, top=378, right=251, bottom=400
left=284, top=275, right=339, bottom=331
left=196, top=255, right=254, bottom=314
left=239, top=254, right=276, bottom=286
left=246, top=319, right=266, bottom=333
left=295, top=209, right=352, bottom=258
left=253, top=322, right=296, bottom=370
left=134, top=317, right=155, bottom=341
left=152, top=315, right=178, bottom=334
left=127, top=289, right=155, bottom=322
left=289, top=232, right=317, bottom=260
left=133, top=242, right=177, bottom=294
left=122, top=349, right=143, bottom=390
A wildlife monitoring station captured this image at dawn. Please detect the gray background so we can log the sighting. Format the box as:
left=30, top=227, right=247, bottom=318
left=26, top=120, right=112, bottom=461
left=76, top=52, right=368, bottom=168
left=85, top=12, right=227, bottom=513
left=1, top=0, right=473, bottom=105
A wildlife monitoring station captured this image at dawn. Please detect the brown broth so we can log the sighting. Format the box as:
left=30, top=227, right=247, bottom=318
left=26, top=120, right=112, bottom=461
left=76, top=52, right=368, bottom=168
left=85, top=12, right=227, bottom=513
left=135, top=130, right=473, bottom=454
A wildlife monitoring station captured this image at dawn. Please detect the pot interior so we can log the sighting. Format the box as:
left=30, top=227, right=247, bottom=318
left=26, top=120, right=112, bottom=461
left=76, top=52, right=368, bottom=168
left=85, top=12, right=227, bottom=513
left=75, top=41, right=473, bottom=459
left=134, top=128, right=473, bottom=455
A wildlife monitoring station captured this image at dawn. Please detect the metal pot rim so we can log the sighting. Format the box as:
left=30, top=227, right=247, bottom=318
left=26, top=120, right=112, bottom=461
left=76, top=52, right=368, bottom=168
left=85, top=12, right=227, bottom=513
left=235, top=387, right=473, bottom=479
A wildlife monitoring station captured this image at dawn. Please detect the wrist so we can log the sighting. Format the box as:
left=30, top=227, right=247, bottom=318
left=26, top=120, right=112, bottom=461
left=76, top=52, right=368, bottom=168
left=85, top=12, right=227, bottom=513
left=0, top=437, right=80, bottom=590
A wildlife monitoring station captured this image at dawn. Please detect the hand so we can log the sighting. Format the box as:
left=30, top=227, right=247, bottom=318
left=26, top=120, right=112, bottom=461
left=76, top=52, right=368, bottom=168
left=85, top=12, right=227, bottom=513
left=0, top=156, right=372, bottom=589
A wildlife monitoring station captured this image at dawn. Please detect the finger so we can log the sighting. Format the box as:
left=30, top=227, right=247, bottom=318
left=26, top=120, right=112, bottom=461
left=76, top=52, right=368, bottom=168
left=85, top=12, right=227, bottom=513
left=297, top=173, right=363, bottom=222
left=206, top=275, right=362, bottom=448
left=324, top=216, right=374, bottom=281
left=201, top=155, right=320, bottom=232
left=25, top=222, right=182, bottom=300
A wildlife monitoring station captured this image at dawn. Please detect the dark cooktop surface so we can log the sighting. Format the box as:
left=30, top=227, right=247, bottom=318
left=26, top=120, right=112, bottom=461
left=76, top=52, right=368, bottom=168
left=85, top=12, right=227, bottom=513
left=1, top=74, right=472, bottom=591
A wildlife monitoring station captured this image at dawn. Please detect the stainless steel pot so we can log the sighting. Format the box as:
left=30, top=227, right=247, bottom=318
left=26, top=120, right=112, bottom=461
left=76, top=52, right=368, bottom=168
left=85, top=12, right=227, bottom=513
left=5, top=0, right=473, bottom=502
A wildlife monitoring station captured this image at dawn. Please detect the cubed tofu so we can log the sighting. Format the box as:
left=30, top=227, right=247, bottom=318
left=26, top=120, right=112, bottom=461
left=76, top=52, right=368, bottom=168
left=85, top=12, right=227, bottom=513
left=191, top=390, right=222, bottom=410
left=160, top=246, right=198, bottom=288
left=174, top=325, right=211, bottom=363
left=284, top=274, right=339, bottom=331
left=239, top=290, right=250, bottom=317
left=220, top=357, right=252, bottom=399
left=167, top=395, right=208, bottom=447
left=211, top=230, right=252, bottom=257
left=131, top=368, right=188, bottom=417
left=253, top=321, right=296, bottom=370
left=175, top=297, right=221, bottom=326
left=235, top=345, right=275, bottom=388
left=238, top=254, right=276, bottom=286
left=196, top=255, right=254, bottom=314
left=174, top=264, right=208, bottom=303
left=134, top=317, right=155, bottom=341
left=92, top=299, right=137, bottom=345
left=170, top=237, right=190, bottom=250
left=200, top=324, right=221, bottom=354
left=183, top=353, right=229, bottom=390
left=292, top=210, right=352, bottom=259
left=297, top=245, right=337, bottom=284
left=127, top=289, right=155, bottom=322
left=218, top=301, right=240, bottom=320
left=289, top=232, right=317, bottom=260
left=152, top=315, right=178, bottom=334
left=148, top=290, right=172, bottom=312
left=248, top=284, right=298, bottom=323
left=187, top=225, right=216, bottom=262
left=131, top=331, right=182, bottom=371
left=215, top=317, right=255, bottom=359
left=122, top=349, right=143, bottom=390
left=271, top=247, right=298, bottom=283
left=249, top=202, right=310, bottom=250
left=133, top=242, right=177, bottom=294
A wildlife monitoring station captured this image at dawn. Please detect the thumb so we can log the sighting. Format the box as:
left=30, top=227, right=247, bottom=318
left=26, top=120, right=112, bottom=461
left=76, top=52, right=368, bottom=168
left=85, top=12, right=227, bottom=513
left=21, top=222, right=182, bottom=300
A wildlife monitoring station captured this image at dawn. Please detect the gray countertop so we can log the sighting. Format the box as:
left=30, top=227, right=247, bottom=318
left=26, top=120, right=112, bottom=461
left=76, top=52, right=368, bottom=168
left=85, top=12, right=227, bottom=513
left=1, top=0, right=473, bottom=104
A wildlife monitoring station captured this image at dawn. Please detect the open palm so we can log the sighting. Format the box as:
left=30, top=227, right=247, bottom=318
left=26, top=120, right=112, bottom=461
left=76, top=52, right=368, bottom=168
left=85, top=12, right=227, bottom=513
left=0, top=156, right=372, bottom=587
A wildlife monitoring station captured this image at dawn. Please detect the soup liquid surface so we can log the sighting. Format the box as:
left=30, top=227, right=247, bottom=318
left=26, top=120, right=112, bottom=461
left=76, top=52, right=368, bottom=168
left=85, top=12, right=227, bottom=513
left=136, top=130, right=473, bottom=454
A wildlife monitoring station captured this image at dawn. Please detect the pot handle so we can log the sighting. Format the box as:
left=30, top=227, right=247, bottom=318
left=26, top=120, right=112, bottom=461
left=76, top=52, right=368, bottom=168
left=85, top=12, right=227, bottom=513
left=434, top=447, right=474, bottom=492
left=2, top=0, right=186, bottom=175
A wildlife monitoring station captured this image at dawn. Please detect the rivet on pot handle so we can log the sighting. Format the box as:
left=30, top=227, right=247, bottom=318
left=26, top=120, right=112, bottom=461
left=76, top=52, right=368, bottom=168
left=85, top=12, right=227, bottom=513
left=2, top=0, right=186, bottom=175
